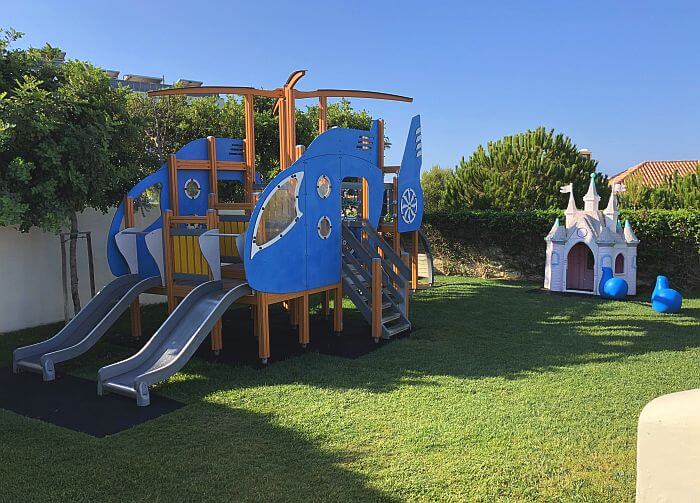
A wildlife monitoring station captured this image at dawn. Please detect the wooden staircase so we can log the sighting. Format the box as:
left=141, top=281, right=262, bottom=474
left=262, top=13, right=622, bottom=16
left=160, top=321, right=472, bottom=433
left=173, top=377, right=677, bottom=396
left=341, top=221, right=412, bottom=341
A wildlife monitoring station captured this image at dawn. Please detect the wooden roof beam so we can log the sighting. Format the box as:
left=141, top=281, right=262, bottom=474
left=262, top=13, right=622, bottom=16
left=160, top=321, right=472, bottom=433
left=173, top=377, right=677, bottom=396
left=148, top=86, right=283, bottom=98
left=293, top=89, right=412, bottom=102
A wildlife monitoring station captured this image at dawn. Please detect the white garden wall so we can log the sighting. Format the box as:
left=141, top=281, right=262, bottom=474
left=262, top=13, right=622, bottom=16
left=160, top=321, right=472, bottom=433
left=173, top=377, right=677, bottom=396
left=0, top=208, right=161, bottom=333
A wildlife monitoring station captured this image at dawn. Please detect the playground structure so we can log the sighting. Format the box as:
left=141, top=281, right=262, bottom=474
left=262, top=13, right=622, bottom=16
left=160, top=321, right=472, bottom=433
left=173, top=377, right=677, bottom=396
left=13, top=71, right=431, bottom=406
left=544, top=176, right=639, bottom=295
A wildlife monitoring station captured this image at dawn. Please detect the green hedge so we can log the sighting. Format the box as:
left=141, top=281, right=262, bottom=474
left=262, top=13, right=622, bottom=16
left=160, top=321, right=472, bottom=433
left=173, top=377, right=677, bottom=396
left=423, top=209, right=700, bottom=291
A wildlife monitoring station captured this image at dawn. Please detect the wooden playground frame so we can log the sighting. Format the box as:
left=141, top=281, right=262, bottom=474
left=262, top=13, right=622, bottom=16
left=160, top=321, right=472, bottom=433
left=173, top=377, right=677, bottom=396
left=123, top=71, right=421, bottom=363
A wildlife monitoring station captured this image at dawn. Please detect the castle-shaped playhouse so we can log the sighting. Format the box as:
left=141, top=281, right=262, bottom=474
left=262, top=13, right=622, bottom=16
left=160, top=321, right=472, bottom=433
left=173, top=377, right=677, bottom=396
left=544, top=175, right=639, bottom=295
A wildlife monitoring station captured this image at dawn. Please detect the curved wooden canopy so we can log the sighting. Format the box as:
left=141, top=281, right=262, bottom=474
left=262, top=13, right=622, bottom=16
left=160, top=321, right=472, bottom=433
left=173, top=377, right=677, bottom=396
left=294, top=89, right=412, bottom=102
left=148, top=86, right=283, bottom=98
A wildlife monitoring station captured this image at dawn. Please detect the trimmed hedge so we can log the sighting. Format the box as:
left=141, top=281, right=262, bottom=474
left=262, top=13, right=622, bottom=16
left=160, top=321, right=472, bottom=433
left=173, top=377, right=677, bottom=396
left=423, top=209, right=700, bottom=291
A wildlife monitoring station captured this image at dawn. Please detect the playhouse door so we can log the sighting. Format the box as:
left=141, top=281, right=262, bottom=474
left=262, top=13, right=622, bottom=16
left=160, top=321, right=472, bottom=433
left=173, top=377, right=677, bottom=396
left=567, top=243, right=594, bottom=291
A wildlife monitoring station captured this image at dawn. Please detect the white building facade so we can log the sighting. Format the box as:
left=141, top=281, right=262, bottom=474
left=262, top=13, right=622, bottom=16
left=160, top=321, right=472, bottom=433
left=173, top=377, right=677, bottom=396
left=544, top=175, right=639, bottom=295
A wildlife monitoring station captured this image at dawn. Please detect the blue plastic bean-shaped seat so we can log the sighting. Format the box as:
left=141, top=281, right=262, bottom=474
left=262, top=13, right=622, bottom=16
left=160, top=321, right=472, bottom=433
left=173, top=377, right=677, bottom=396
left=651, top=275, right=682, bottom=314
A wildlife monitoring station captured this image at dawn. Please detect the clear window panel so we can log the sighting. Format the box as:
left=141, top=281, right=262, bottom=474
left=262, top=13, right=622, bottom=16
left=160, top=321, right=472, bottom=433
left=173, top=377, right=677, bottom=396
left=255, top=176, right=299, bottom=247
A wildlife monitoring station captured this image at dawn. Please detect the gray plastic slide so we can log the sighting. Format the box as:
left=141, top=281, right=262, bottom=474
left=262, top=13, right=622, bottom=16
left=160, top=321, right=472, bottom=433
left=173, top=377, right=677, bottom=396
left=13, top=274, right=161, bottom=381
left=98, top=279, right=251, bottom=406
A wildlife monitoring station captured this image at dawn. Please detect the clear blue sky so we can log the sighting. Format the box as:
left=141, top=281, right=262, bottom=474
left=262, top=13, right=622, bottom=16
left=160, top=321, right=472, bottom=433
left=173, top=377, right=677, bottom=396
left=6, top=0, right=699, bottom=175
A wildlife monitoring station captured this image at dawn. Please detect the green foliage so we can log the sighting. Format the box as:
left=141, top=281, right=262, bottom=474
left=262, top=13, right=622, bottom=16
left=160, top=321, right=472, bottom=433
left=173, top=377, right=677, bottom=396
left=0, top=30, right=148, bottom=232
left=618, top=165, right=700, bottom=209
left=420, top=165, right=453, bottom=211
left=442, top=127, right=608, bottom=211
left=128, top=92, right=374, bottom=181
left=424, top=209, right=700, bottom=290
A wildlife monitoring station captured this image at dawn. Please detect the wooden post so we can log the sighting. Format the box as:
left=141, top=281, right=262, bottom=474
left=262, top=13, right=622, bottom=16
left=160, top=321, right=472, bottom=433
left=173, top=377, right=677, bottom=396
left=244, top=94, right=256, bottom=215
left=277, top=96, right=289, bottom=170
left=206, top=209, right=223, bottom=353
left=284, top=85, right=296, bottom=167
left=392, top=177, right=400, bottom=255
left=322, top=290, right=330, bottom=318
left=289, top=298, right=298, bottom=327
left=361, top=178, right=370, bottom=243
left=162, top=210, right=176, bottom=313
left=299, top=293, right=309, bottom=348
left=257, top=292, right=270, bottom=364
left=318, top=96, right=327, bottom=133
left=411, top=230, right=419, bottom=290
left=124, top=196, right=142, bottom=338
left=207, top=136, right=218, bottom=206
left=168, top=154, right=179, bottom=216
left=372, top=258, right=382, bottom=342
left=402, top=251, right=410, bottom=319
left=333, top=283, right=343, bottom=333
left=295, top=144, right=305, bottom=162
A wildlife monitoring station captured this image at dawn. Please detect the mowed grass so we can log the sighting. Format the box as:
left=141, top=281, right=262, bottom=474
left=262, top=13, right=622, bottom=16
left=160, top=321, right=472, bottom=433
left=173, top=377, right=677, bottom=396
left=1, top=276, right=699, bottom=502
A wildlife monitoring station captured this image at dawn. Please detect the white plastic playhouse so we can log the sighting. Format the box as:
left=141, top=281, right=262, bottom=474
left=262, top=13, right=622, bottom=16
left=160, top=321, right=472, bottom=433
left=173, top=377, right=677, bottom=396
left=544, top=174, right=639, bottom=295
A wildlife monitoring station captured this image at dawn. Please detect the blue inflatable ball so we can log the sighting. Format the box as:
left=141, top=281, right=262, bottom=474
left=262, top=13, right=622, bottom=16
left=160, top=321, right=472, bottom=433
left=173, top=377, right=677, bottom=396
left=651, top=275, right=682, bottom=314
left=599, top=266, right=628, bottom=300
left=603, top=277, right=629, bottom=299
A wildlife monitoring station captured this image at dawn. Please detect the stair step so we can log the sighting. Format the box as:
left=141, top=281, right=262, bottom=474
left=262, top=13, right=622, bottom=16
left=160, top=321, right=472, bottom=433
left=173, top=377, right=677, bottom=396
left=381, top=311, right=401, bottom=324
left=356, top=294, right=392, bottom=309
left=384, top=321, right=411, bottom=336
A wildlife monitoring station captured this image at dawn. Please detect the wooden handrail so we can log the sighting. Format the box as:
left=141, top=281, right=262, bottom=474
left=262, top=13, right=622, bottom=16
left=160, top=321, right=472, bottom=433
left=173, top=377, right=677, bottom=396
left=371, top=258, right=382, bottom=340
left=169, top=215, right=208, bottom=225
left=361, top=220, right=412, bottom=279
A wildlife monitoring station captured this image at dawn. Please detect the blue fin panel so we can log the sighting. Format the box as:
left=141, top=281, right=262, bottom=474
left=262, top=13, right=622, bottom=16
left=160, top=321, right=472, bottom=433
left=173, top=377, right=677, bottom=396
left=397, top=115, right=424, bottom=233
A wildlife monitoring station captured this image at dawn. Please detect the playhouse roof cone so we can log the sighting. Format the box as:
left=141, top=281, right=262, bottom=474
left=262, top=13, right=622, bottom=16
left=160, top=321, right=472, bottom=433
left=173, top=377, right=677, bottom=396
left=545, top=218, right=567, bottom=243
left=583, top=173, right=601, bottom=211
left=624, top=219, right=639, bottom=244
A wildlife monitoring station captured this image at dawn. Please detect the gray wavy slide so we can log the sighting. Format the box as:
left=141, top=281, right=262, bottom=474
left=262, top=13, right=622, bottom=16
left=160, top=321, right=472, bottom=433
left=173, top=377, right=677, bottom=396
left=98, top=279, right=251, bottom=406
left=13, top=274, right=161, bottom=381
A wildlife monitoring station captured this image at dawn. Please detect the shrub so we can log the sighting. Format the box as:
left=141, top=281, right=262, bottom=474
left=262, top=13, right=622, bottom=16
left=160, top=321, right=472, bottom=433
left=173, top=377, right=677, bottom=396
left=423, top=209, right=700, bottom=291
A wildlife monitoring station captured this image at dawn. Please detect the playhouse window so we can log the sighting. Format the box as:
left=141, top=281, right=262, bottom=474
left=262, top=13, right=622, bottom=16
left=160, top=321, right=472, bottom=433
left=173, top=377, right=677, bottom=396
left=615, top=253, right=625, bottom=274
left=251, top=172, right=303, bottom=257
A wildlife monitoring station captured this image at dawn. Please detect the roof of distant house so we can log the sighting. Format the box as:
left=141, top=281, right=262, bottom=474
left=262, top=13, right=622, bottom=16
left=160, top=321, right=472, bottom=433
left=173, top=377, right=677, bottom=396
left=609, top=160, right=699, bottom=187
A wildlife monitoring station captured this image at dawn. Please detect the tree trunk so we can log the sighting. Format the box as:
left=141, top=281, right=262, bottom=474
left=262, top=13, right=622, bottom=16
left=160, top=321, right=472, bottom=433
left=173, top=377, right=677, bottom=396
left=69, top=212, right=81, bottom=315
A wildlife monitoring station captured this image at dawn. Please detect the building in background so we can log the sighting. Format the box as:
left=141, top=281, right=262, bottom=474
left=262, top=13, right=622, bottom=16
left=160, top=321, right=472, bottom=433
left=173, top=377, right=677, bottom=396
left=609, top=160, right=699, bottom=187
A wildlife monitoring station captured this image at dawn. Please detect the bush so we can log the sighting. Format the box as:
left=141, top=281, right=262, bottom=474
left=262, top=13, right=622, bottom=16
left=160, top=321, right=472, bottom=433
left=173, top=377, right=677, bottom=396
left=423, top=209, right=700, bottom=291
left=443, top=127, right=608, bottom=211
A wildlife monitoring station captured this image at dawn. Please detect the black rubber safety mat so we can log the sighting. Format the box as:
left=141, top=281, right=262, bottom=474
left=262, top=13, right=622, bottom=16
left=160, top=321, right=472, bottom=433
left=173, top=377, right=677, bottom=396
left=111, top=303, right=409, bottom=366
left=0, top=369, right=183, bottom=437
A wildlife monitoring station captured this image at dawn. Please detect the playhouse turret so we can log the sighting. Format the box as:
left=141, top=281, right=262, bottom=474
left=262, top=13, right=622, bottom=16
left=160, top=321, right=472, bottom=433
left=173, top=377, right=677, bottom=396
left=603, top=185, right=619, bottom=230
left=583, top=173, right=601, bottom=212
left=564, top=183, right=578, bottom=227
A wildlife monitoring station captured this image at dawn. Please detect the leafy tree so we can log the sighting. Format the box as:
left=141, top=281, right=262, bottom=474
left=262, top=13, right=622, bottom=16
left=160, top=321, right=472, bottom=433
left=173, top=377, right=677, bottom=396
left=618, top=165, right=700, bottom=210
left=0, top=30, right=149, bottom=314
left=444, top=127, right=608, bottom=211
left=128, top=93, right=375, bottom=181
left=421, top=165, right=454, bottom=211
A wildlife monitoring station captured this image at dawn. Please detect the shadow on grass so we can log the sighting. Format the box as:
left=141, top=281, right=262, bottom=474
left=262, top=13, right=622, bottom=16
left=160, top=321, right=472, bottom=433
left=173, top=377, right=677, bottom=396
left=4, top=278, right=699, bottom=398
left=0, top=397, right=393, bottom=502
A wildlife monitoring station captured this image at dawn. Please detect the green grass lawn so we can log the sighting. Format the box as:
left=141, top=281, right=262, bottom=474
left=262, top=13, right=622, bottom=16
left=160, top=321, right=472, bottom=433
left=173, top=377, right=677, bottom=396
left=1, top=276, right=699, bottom=502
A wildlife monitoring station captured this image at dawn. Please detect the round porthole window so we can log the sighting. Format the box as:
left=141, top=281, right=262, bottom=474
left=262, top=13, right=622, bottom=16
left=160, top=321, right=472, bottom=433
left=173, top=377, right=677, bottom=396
left=184, top=178, right=201, bottom=200
left=317, top=216, right=332, bottom=239
left=316, top=175, right=331, bottom=199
